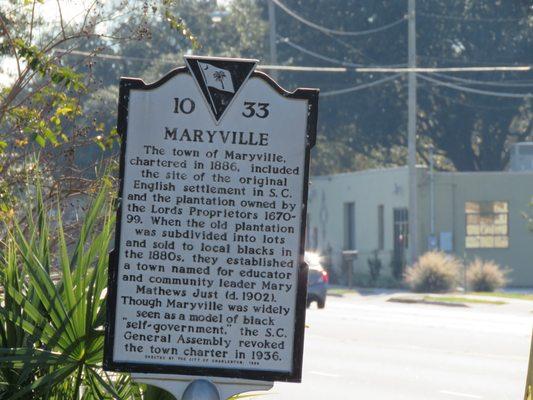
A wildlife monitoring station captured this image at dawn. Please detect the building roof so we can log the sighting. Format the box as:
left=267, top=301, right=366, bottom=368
left=312, top=165, right=533, bottom=181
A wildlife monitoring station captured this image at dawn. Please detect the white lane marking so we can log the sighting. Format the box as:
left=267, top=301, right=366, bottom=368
left=440, top=390, right=483, bottom=399
left=309, top=371, right=341, bottom=378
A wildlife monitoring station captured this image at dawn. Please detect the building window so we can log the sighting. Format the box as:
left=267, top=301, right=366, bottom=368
left=465, top=201, right=509, bottom=249
left=344, top=202, right=356, bottom=249
left=378, top=205, right=384, bottom=250
left=393, top=208, right=409, bottom=250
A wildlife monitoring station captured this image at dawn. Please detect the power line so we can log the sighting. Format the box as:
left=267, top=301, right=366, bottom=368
left=417, top=74, right=533, bottom=98
left=321, top=73, right=404, bottom=97
left=258, top=65, right=346, bottom=72
left=278, top=36, right=368, bottom=67
left=418, top=55, right=530, bottom=67
left=278, top=38, right=532, bottom=73
left=271, top=0, right=407, bottom=37
left=417, top=11, right=529, bottom=22
left=271, top=3, right=531, bottom=72
left=361, top=66, right=532, bottom=73
left=262, top=65, right=532, bottom=73
left=429, top=72, right=533, bottom=88
left=418, top=84, right=522, bottom=110
left=57, top=49, right=349, bottom=72
left=323, top=32, right=407, bottom=67
left=272, top=3, right=407, bottom=67
left=58, top=49, right=533, bottom=74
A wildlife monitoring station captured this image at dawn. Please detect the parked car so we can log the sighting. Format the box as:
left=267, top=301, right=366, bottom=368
left=305, top=252, right=329, bottom=309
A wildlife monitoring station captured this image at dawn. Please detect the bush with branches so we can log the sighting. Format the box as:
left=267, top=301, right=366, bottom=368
left=466, top=258, right=509, bottom=292
left=405, top=251, right=461, bottom=293
left=0, top=172, right=186, bottom=399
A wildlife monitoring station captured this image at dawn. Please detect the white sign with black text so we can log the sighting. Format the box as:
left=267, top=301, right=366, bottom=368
left=104, top=56, right=318, bottom=383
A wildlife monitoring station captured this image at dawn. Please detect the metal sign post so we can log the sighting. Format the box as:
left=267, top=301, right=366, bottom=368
left=132, top=373, right=273, bottom=400
left=525, top=329, right=533, bottom=400
left=103, top=56, right=318, bottom=399
left=182, top=380, right=220, bottom=400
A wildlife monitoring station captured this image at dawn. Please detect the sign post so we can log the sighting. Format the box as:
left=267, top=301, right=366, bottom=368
left=104, top=56, right=318, bottom=399
left=525, top=329, right=533, bottom=400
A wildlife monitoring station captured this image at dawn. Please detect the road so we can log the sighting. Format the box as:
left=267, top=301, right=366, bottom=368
left=270, top=293, right=532, bottom=400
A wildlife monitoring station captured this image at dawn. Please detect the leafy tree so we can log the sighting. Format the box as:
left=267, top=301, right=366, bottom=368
left=0, top=0, right=199, bottom=207
left=69, top=0, right=268, bottom=177
left=0, top=3, right=268, bottom=397
left=265, top=0, right=532, bottom=174
left=106, top=0, right=267, bottom=82
left=268, top=0, right=407, bottom=175
left=416, top=0, right=532, bottom=171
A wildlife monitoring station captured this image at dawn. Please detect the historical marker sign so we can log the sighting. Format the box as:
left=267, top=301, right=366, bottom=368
left=104, top=56, right=318, bottom=382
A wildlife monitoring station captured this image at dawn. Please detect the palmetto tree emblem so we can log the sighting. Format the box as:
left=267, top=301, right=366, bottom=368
left=213, top=71, right=227, bottom=89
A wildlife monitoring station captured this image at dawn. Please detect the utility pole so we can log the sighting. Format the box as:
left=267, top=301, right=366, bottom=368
left=268, top=0, right=279, bottom=81
left=429, top=145, right=435, bottom=240
left=408, top=0, right=418, bottom=264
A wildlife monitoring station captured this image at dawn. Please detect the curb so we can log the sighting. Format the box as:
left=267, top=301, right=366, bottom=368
left=387, top=297, right=469, bottom=308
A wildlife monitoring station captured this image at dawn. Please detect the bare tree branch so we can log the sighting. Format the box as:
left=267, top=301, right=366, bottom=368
left=56, top=0, right=67, bottom=40
left=29, top=0, right=36, bottom=45
left=0, top=14, right=22, bottom=77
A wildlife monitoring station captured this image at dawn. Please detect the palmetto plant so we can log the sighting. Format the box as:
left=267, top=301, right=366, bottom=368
left=0, top=176, right=143, bottom=399
left=0, top=175, right=266, bottom=400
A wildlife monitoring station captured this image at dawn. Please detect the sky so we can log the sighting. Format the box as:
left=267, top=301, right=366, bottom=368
left=0, top=0, right=123, bottom=85
left=0, top=0, right=236, bottom=86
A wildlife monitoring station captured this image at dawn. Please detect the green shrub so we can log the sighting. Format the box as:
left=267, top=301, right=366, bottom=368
left=467, top=258, right=509, bottom=292
left=0, top=175, right=153, bottom=399
left=367, top=250, right=383, bottom=284
left=405, top=251, right=461, bottom=293
left=0, top=172, right=221, bottom=400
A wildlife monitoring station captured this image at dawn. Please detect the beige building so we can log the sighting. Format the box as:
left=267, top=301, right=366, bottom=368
left=306, top=166, right=533, bottom=287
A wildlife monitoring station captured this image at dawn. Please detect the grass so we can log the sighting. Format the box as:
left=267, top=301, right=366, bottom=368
left=473, top=292, right=533, bottom=301
left=424, top=296, right=506, bottom=305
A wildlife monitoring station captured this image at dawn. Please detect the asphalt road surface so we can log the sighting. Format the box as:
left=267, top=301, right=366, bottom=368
left=270, top=292, right=532, bottom=400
